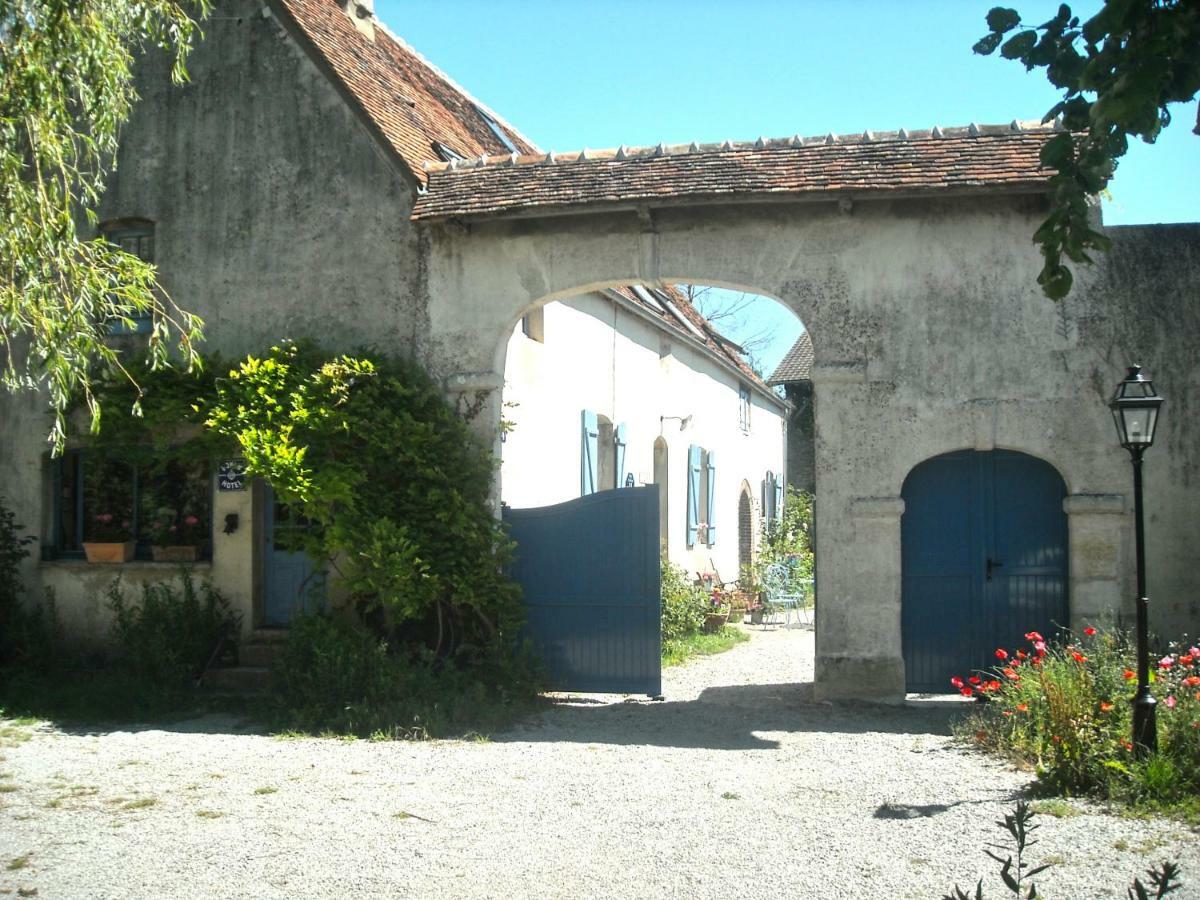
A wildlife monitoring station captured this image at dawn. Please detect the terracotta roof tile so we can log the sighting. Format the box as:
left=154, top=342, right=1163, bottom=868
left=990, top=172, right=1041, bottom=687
left=411, top=124, right=1063, bottom=220
left=277, top=0, right=537, bottom=184
left=767, top=331, right=814, bottom=385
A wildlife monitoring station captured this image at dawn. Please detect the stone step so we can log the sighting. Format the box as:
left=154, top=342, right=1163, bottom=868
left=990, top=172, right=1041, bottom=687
left=238, top=642, right=283, bottom=668
left=202, top=665, right=272, bottom=693
left=249, top=628, right=290, bottom=644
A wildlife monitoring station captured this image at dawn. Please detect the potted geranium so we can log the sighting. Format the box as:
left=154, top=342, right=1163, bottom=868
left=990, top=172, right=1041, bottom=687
left=147, top=511, right=206, bottom=562
left=703, top=589, right=730, bottom=633
left=83, top=513, right=135, bottom=563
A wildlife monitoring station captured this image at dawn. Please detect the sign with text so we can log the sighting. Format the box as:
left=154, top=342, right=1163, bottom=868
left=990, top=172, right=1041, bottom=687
left=218, top=458, right=248, bottom=492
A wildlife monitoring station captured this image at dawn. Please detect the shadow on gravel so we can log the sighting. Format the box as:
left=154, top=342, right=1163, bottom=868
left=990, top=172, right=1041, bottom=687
left=495, top=682, right=964, bottom=750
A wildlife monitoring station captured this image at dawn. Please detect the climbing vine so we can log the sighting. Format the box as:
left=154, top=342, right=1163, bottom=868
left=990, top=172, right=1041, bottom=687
left=201, top=341, right=523, bottom=658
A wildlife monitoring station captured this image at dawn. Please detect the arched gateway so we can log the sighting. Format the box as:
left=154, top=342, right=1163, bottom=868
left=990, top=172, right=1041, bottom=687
left=414, top=126, right=1148, bottom=700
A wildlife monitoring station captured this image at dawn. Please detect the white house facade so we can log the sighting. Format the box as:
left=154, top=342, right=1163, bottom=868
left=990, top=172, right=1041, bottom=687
left=501, top=286, right=788, bottom=583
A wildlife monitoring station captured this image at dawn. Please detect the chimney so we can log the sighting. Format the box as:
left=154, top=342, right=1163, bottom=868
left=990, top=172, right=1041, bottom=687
left=342, top=0, right=374, bottom=40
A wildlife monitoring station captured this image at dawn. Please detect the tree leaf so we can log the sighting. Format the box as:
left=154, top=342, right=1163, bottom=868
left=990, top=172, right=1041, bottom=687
left=1001, top=30, right=1038, bottom=61
left=987, top=7, right=1022, bottom=34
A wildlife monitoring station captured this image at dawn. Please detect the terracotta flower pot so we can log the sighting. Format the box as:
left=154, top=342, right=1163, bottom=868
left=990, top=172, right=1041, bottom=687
left=151, top=545, right=199, bottom=563
left=83, top=541, right=135, bottom=563
left=703, top=612, right=729, bottom=634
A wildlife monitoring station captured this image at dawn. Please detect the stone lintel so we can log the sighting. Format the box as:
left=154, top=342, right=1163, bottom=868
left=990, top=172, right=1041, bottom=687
left=444, top=371, right=503, bottom=393
left=1063, top=493, right=1125, bottom=516
left=850, top=496, right=905, bottom=520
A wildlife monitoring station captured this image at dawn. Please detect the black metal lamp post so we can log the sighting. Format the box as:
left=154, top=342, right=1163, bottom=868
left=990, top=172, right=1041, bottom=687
left=1109, top=365, right=1164, bottom=756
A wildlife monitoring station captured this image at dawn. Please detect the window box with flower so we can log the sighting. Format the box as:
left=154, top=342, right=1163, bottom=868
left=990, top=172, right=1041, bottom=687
left=82, top=511, right=135, bottom=563
left=147, top=511, right=206, bottom=562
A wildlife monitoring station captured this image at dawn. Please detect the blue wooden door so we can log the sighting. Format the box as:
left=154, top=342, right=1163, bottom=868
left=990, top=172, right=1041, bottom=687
left=901, top=450, right=1067, bottom=692
left=504, top=485, right=661, bottom=695
left=263, top=486, right=325, bottom=626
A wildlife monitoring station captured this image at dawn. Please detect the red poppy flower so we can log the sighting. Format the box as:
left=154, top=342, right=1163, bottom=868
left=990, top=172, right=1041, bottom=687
left=1124, top=669, right=1136, bottom=680
left=1160, top=656, right=1175, bottom=669
left=1025, top=631, right=1044, bottom=643
left=968, top=675, right=982, bottom=686
left=1016, top=703, right=1028, bottom=712
left=1003, top=667, right=1019, bottom=680
left=1099, top=702, right=1113, bottom=713
left=950, top=676, right=964, bottom=689
left=995, top=648, right=1009, bottom=660
left=1071, top=652, right=1087, bottom=663
left=1002, top=710, right=1013, bottom=717
left=1083, top=626, right=1097, bottom=637
left=960, top=686, right=975, bottom=698
left=1016, top=650, right=1028, bottom=661
left=1165, top=695, right=1177, bottom=710
left=1122, top=740, right=1134, bottom=751
left=987, top=680, right=1002, bottom=692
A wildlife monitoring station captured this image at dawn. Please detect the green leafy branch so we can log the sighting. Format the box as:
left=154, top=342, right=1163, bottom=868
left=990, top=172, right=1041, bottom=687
left=975, top=2, right=1200, bottom=299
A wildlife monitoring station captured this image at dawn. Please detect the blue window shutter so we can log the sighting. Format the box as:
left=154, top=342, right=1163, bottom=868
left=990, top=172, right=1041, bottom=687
left=615, top=423, right=628, bottom=488
left=775, top=476, right=785, bottom=526
left=764, top=470, right=776, bottom=524
left=686, top=444, right=701, bottom=548
left=705, top=449, right=716, bottom=546
left=581, top=410, right=599, bottom=495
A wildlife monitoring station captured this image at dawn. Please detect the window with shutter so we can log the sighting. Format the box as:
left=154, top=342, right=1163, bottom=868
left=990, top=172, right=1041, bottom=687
left=580, top=410, right=599, bottom=496
left=705, top=449, right=717, bottom=546
left=614, top=423, right=628, bottom=488
left=686, top=444, right=701, bottom=548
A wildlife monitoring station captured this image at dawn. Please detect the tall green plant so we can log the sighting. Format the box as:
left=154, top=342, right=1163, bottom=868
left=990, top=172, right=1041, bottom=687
left=0, top=497, right=37, bottom=666
left=202, top=342, right=523, bottom=658
left=755, top=487, right=814, bottom=585
left=0, top=0, right=208, bottom=449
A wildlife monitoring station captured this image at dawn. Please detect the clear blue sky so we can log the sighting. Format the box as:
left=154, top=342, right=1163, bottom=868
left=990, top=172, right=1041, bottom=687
left=380, top=0, right=1197, bottom=374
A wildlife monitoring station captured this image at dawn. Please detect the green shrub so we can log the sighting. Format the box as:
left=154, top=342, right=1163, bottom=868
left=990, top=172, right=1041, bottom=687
left=660, top=561, right=707, bottom=642
left=954, top=627, right=1200, bottom=810
left=269, top=614, right=539, bottom=738
left=108, top=571, right=240, bottom=690
left=0, top=498, right=46, bottom=670
left=201, top=342, right=524, bottom=663
left=753, top=486, right=814, bottom=587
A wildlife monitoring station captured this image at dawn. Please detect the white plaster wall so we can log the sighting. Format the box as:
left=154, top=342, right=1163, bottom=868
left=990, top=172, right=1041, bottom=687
left=501, top=293, right=786, bottom=582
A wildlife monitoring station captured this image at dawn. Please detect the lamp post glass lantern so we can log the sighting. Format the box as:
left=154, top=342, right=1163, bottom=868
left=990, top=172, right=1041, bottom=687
left=1109, top=365, right=1163, bottom=755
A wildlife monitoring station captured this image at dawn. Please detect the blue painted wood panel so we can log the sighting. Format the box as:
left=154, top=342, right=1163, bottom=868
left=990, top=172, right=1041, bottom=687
left=263, top=486, right=325, bottom=626
left=902, top=450, right=1067, bottom=692
left=504, top=486, right=661, bottom=695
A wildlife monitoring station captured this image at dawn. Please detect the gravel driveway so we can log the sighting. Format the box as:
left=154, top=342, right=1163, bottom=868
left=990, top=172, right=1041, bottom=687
left=1, top=627, right=1197, bottom=899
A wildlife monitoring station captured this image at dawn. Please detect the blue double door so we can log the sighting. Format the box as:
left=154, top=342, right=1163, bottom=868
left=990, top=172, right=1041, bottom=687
left=901, top=450, right=1068, bottom=692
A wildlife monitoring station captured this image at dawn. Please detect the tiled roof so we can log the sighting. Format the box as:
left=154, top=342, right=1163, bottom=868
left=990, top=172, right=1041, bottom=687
left=277, top=0, right=537, bottom=185
left=411, top=122, right=1062, bottom=221
left=767, top=331, right=814, bottom=385
left=609, top=284, right=775, bottom=398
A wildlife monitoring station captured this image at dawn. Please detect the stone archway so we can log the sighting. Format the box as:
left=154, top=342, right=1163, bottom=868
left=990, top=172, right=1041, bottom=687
left=418, top=180, right=1148, bottom=699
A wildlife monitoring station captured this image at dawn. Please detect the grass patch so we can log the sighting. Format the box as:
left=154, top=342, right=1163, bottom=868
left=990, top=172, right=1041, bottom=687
left=662, top=626, right=749, bottom=667
left=195, top=809, right=224, bottom=819
left=1030, top=799, right=1081, bottom=818
left=6, top=855, right=30, bottom=872
left=120, top=797, right=156, bottom=810
left=253, top=786, right=277, bottom=795
left=0, top=784, right=17, bottom=793
left=720, top=791, right=740, bottom=800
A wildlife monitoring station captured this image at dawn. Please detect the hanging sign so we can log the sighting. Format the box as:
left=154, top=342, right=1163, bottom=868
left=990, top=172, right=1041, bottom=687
left=218, top=459, right=248, bottom=492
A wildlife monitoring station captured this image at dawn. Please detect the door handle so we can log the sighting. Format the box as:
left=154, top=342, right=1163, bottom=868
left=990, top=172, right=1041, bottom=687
left=986, top=558, right=1004, bottom=581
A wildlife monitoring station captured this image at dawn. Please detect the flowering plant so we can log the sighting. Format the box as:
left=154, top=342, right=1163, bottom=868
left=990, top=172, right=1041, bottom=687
left=145, top=510, right=206, bottom=545
left=87, top=512, right=132, bottom=543
left=708, top=589, right=730, bottom=616
left=952, top=626, right=1200, bottom=806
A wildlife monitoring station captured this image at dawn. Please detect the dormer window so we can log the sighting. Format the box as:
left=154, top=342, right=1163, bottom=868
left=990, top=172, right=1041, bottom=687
left=433, top=141, right=464, bottom=163
left=102, top=219, right=155, bottom=335
left=475, top=106, right=517, bottom=154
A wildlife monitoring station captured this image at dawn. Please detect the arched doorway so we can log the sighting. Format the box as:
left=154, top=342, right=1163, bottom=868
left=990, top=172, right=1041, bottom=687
left=737, top=483, right=753, bottom=580
left=901, top=450, right=1068, bottom=692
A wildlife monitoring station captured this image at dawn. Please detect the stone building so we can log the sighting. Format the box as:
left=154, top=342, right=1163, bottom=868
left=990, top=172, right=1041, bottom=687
left=1, top=0, right=1197, bottom=699
left=768, top=331, right=816, bottom=495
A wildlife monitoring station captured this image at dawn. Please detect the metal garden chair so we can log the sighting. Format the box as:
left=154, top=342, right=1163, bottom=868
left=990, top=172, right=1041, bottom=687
left=762, top=562, right=814, bottom=628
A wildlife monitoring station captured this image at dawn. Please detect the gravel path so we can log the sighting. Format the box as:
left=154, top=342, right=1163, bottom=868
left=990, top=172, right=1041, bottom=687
left=1, top=626, right=1197, bottom=899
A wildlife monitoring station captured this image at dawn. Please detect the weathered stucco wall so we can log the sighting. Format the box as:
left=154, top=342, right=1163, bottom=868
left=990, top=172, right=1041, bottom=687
left=0, top=0, right=423, bottom=643
left=421, top=196, right=1200, bottom=700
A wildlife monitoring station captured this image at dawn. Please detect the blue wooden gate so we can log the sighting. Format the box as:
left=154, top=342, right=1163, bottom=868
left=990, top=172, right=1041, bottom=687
left=901, top=450, right=1068, bottom=692
left=504, top=486, right=661, bottom=695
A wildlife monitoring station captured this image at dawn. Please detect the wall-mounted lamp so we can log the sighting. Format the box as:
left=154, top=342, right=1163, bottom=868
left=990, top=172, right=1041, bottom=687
left=223, top=513, right=239, bottom=535
left=660, top=414, right=693, bottom=432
